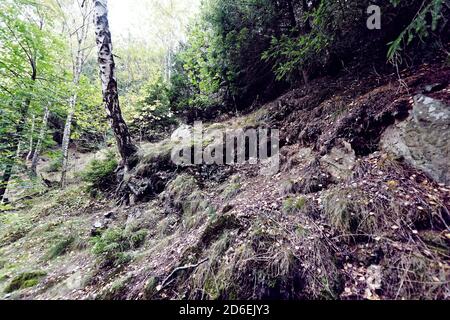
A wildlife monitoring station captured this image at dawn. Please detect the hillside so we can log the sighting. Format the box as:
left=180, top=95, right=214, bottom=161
left=1, top=60, right=449, bottom=300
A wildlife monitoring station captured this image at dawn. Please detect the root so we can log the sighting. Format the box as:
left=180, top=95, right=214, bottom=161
left=159, top=258, right=209, bottom=290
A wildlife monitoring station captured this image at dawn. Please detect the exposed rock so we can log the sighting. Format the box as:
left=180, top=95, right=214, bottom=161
left=320, top=139, right=356, bottom=181
left=171, top=124, right=192, bottom=142
left=91, top=221, right=106, bottom=237
left=93, top=221, right=103, bottom=229
left=381, top=94, right=450, bottom=184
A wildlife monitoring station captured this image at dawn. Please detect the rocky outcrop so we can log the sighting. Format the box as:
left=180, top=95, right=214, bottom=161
left=381, top=94, right=450, bottom=185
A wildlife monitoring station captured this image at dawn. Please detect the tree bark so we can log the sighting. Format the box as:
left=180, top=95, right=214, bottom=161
left=26, top=114, right=35, bottom=161
left=31, top=104, right=50, bottom=176
left=92, top=0, right=137, bottom=170
left=60, top=95, right=76, bottom=188
left=0, top=165, right=13, bottom=203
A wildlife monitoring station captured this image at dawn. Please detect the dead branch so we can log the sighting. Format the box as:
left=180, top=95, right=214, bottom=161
left=159, top=258, right=209, bottom=290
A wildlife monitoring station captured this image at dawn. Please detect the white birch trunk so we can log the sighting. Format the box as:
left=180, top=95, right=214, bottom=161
left=31, top=104, right=50, bottom=175
left=60, top=1, right=92, bottom=188
left=26, top=115, right=36, bottom=161
left=92, top=0, right=137, bottom=170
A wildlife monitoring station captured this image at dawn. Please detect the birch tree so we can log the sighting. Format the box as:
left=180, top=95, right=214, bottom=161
left=92, top=0, right=137, bottom=170
left=59, top=0, right=94, bottom=188
left=26, top=115, right=36, bottom=161
left=30, top=104, right=50, bottom=176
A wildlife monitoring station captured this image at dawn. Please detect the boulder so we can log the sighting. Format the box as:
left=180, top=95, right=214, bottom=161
left=381, top=94, right=450, bottom=185
left=171, top=124, right=193, bottom=142
left=320, top=139, right=356, bottom=181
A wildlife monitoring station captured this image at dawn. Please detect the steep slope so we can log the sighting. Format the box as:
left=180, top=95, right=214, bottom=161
left=1, top=62, right=449, bottom=300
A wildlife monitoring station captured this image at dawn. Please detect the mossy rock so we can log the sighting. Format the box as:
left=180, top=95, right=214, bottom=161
left=4, top=271, right=47, bottom=293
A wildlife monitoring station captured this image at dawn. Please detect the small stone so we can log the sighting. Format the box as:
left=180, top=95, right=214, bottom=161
left=94, top=221, right=103, bottom=229
left=104, top=211, right=114, bottom=219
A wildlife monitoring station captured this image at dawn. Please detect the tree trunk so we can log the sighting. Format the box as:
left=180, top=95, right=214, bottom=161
left=60, top=96, right=76, bottom=188
left=26, top=114, right=35, bottom=161
left=31, top=104, right=50, bottom=176
left=16, top=141, right=22, bottom=160
left=60, top=1, right=92, bottom=188
left=0, top=165, right=13, bottom=203
left=286, top=0, right=297, bottom=31
left=92, top=0, right=137, bottom=170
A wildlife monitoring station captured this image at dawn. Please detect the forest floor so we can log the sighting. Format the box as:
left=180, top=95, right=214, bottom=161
left=1, top=61, right=449, bottom=300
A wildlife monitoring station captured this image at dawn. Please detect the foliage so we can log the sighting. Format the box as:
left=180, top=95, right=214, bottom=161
left=169, top=23, right=223, bottom=117
left=43, top=150, right=63, bottom=173
left=282, top=196, right=307, bottom=214
left=0, top=0, right=105, bottom=197
left=91, top=227, right=147, bottom=267
left=170, top=0, right=283, bottom=116
left=262, top=1, right=331, bottom=82
left=126, top=72, right=178, bottom=142
left=81, top=151, right=118, bottom=193
left=387, top=0, right=447, bottom=62
left=0, top=0, right=64, bottom=182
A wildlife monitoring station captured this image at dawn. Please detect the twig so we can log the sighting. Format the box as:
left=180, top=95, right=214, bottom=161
left=159, top=258, right=209, bottom=290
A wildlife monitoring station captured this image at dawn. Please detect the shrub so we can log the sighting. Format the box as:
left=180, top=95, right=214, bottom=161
left=262, top=1, right=331, bottom=82
left=81, top=151, right=118, bottom=193
left=43, top=150, right=63, bottom=173
left=127, top=72, right=178, bottom=142
left=387, top=0, right=447, bottom=63
left=91, top=227, right=147, bottom=267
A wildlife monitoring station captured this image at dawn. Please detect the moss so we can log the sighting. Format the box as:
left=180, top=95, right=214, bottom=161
left=163, top=175, right=199, bottom=211
left=295, top=225, right=310, bottom=237
left=200, top=215, right=240, bottom=247
left=30, top=187, right=90, bottom=218
left=129, top=230, right=148, bottom=249
left=4, top=271, right=47, bottom=293
left=0, top=212, right=35, bottom=245
left=0, top=203, right=14, bottom=212
left=156, top=215, right=179, bottom=237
